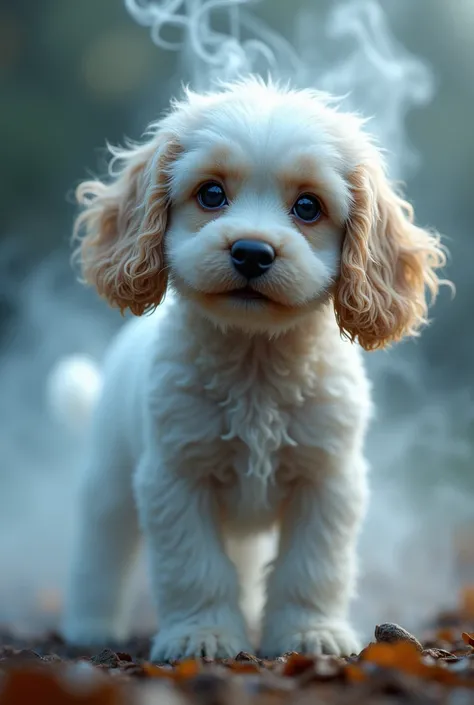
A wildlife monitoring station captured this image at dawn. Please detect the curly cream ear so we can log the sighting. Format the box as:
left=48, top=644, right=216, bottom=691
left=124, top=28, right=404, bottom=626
left=72, top=134, right=180, bottom=315
left=334, top=162, right=447, bottom=351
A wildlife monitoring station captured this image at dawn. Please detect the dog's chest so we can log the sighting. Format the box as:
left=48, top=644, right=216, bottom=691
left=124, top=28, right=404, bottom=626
left=220, top=378, right=294, bottom=482
left=194, top=338, right=318, bottom=515
left=154, top=328, right=321, bottom=520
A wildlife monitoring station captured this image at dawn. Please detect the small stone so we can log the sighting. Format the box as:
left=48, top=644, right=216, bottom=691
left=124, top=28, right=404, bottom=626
left=375, top=623, right=423, bottom=652
left=90, top=648, right=120, bottom=668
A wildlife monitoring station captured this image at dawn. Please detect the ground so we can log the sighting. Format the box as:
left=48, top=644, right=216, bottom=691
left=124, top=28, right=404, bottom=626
left=1, top=594, right=474, bottom=704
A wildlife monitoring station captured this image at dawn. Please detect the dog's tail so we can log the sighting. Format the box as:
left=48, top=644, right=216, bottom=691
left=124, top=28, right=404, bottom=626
left=46, top=354, right=103, bottom=432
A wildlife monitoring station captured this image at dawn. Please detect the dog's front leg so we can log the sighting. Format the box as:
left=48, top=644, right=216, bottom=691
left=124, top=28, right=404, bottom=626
left=135, top=458, right=251, bottom=661
left=260, top=457, right=368, bottom=657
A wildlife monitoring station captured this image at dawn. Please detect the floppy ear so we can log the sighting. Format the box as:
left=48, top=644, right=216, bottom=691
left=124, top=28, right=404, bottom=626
left=73, top=131, right=180, bottom=315
left=334, top=158, right=447, bottom=351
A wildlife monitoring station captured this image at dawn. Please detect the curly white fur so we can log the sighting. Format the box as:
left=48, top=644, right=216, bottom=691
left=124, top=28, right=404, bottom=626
left=60, top=78, right=445, bottom=660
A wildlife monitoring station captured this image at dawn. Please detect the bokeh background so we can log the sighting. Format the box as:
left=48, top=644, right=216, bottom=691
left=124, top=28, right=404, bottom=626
left=0, top=0, right=473, bottom=639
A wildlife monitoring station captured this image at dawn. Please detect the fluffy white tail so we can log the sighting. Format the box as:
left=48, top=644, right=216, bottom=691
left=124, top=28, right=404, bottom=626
left=46, top=354, right=102, bottom=432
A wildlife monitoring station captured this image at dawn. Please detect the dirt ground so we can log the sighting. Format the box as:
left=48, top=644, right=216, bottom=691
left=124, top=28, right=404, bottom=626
left=2, top=591, right=474, bottom=704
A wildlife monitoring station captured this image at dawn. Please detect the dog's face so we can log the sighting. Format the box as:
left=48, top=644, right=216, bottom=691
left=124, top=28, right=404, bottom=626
left=165, top=91, right=354, bottom=333
left=74, top=79, right=446, bottom=348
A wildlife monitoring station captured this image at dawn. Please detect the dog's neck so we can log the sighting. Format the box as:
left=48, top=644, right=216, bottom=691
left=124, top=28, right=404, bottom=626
left=177, top=296, right=340, bottom=391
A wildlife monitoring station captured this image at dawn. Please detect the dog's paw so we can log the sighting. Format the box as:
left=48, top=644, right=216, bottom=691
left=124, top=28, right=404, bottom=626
left=150, top=623, right=252, bottom=662
left=260, top=621, right=360, bottom=658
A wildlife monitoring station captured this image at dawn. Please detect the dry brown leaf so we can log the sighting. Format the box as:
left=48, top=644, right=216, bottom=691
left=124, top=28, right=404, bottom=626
left=360, top=641, right=424, bottom=673
left=142, top=663, right=175, bottom=679
left=344, top=663, right=367, bottom=683
left=115, top=652, right=133, bottom=663
left=142, top=659, right=201, bottom=681
left=226, top=662, right=260, bottom=674
left=0, top=668, right=121, bottom=705
left=281, top=653, right=315, bottom=677
left=174, top=660, right=201, bottom=679
left=461, top=632, right=474, bottom=647
left=422, top=648, right=457, bottom=660
left=234, top=651, right=260, bottom=663
left=360, top=641, right=474, bottom=689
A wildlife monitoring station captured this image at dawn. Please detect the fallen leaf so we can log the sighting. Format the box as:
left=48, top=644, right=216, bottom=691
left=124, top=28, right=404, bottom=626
left=360, top=641, right=424, bottom=673
left=142, top=663, right=175, bottom=679
left=422, top=648, right=457, bottom=660
left=115, top=652, right=132, bottom=663
left=174, top=660, right=200, bottom=679
left=225, top=661, right=260, bottom=674
left=234, top=651, right=260, bottom=663
left=0, top=668, right=121, bottom=705
left=281, top=653, right=315, bottom=677
left=344, top=663, right=367, bottom=683
left=462, top=632, right=474, bottom=647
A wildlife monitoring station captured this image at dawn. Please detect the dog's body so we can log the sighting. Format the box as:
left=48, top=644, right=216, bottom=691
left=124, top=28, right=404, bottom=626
left=63, top=294, right=370, bottom=658
left=61, top=79, right=445, bottom=660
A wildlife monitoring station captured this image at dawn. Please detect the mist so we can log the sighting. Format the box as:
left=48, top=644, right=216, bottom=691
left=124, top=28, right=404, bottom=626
left=0, top=0, right=473, bottom=640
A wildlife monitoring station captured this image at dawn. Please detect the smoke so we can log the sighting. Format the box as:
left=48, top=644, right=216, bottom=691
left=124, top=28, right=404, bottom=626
left=124, top=0, right=302, bottom=87
left=0, top=0, right=470, bottom=638
left=125, top=0, right=433, bottom=176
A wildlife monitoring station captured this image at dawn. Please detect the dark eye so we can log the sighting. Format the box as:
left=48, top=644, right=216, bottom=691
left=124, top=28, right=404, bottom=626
left=292, top=194, right=323, bottom=223
left=197, top=182, right=228, bottom=210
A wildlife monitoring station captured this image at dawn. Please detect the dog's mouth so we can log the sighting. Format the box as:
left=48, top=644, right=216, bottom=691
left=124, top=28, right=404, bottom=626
left=226, top=286, right=269, bottom=301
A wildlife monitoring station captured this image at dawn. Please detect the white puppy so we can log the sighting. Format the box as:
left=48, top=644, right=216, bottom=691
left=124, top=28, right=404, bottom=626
left=61, top=78, right=445, bottom=661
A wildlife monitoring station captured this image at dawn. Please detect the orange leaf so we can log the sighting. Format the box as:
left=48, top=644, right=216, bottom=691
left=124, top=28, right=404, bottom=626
left=281, top=653, right=315, bottom=677
left=174, top=660, right=200, bottom=679
left=360, top=642, right=474, bottom=688
left=360, top=641, right=425, bottom=675
left=1, top=668, right=121, bottom=705
left=142, top=663, right=175, bottom=679
left=344, top=663, right=367, bottom=683
left=359, top=642, right=398, bottom=667
left=461, top=632, right=474, bottom=647
left=227, top=662, right=260, bottom=674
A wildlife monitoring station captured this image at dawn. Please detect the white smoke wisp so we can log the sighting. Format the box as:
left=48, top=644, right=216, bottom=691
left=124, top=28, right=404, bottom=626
left=124, top=0, right=303, bottom=88
left=310, top=1, right=434, bottom=177
left=125, top=0, right=433, bottom=176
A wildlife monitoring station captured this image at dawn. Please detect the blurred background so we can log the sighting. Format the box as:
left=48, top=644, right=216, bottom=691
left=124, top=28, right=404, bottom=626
left=0, top=0, right=473, bottom=639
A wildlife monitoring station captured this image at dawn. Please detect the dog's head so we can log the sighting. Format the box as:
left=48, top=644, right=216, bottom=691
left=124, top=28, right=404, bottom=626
left=73, top=78, right=446, bottom=348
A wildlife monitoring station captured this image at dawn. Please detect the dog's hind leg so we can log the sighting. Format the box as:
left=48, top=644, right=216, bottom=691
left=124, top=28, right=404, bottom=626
left=61, top=436, right=140, bottom=646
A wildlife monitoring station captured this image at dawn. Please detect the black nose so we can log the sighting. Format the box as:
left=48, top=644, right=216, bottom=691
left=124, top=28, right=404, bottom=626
left=230, top=240, right=275, bottom=279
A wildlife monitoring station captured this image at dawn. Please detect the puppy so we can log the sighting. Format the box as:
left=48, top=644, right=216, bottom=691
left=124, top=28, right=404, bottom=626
left=61, top=78, right=445, bottom=661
